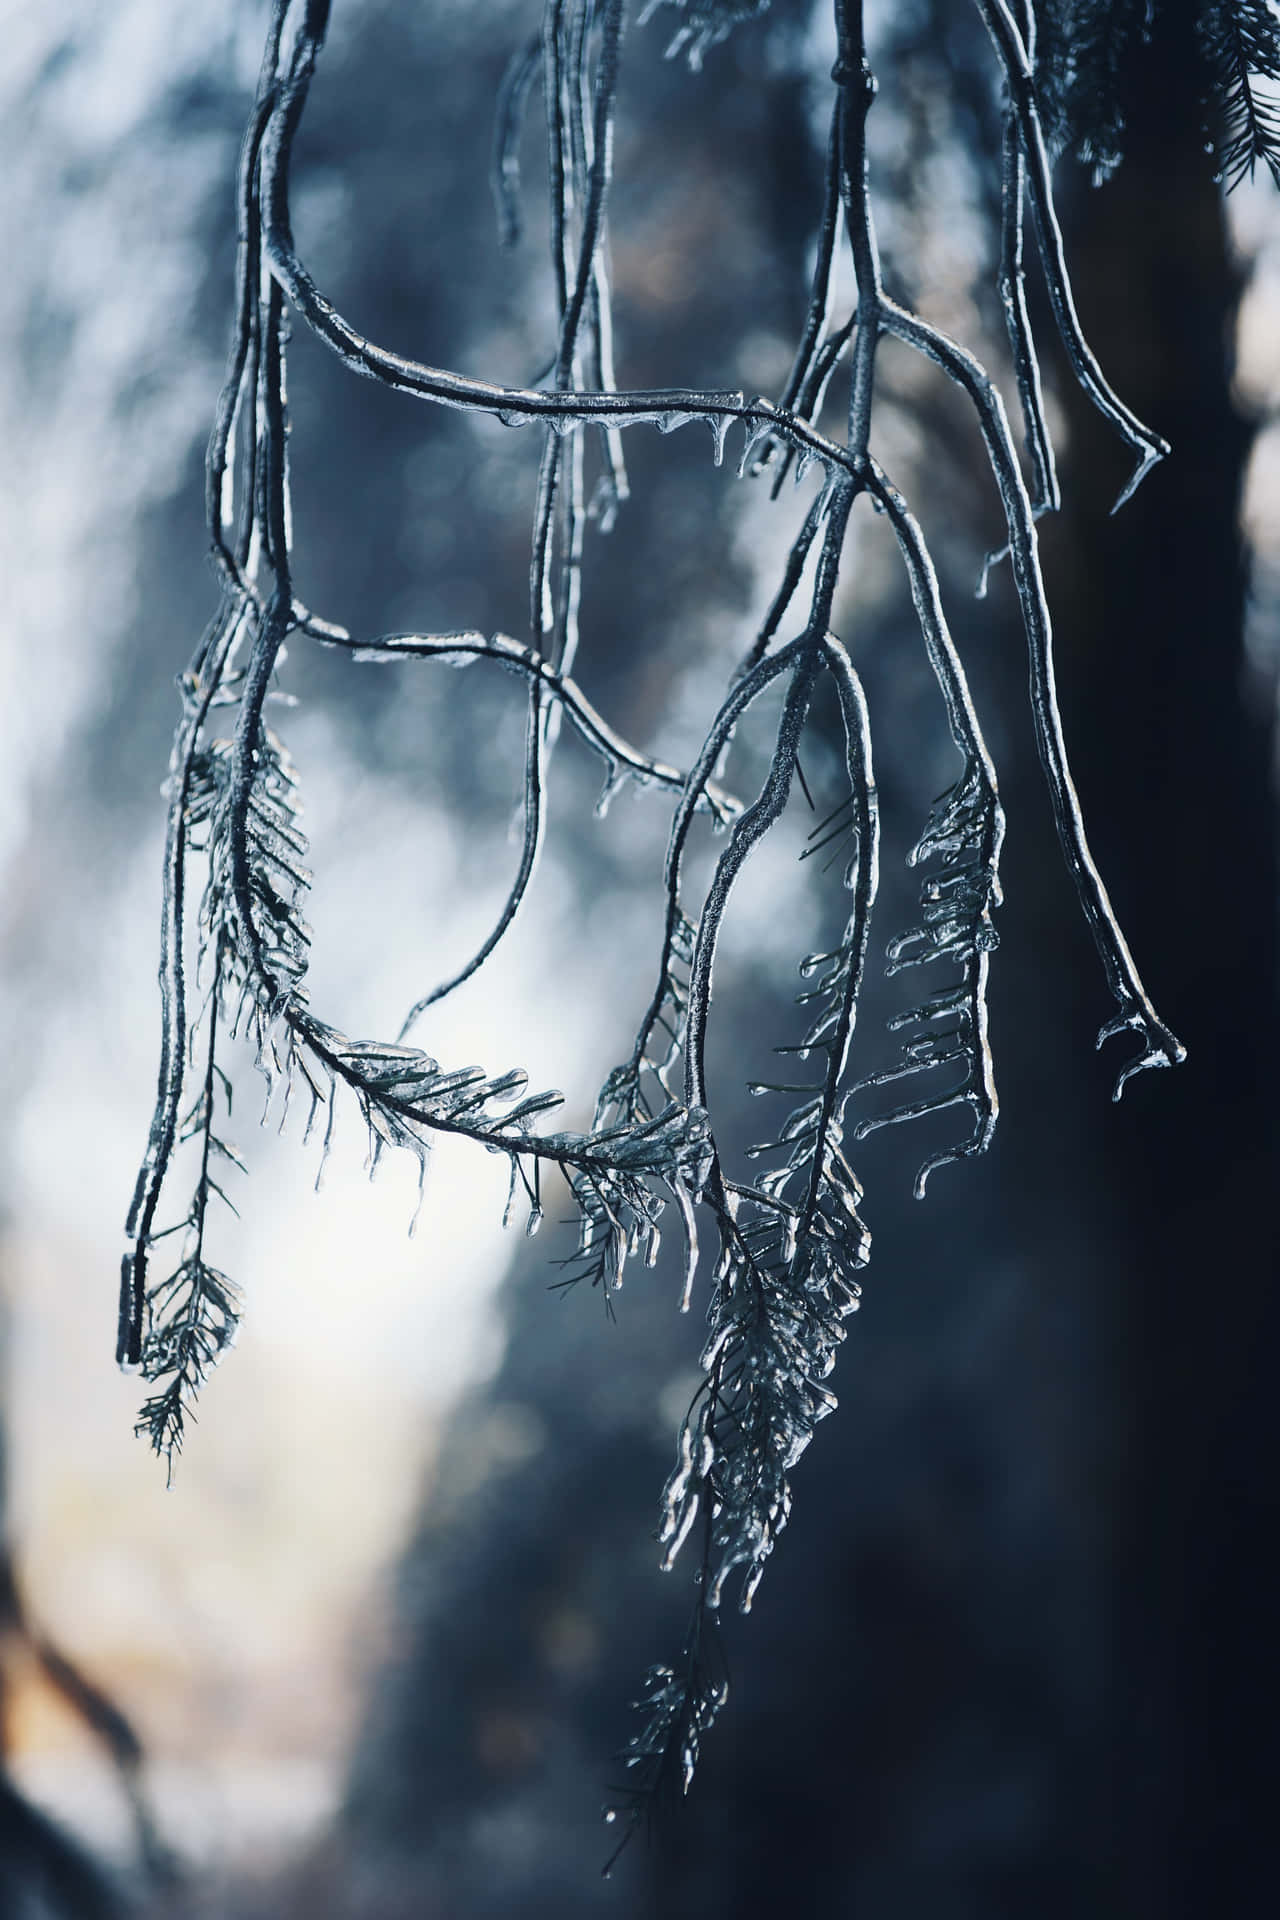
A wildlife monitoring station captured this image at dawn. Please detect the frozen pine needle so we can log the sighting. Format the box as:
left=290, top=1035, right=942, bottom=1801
left=123, top=0, right=1272, bottom=1855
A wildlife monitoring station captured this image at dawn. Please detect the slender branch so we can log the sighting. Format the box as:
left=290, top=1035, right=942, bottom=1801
left=881, top=293, right=1184, bottom=1091
left=973, top=0, right=1169, bottom=509
left=315, top=625, right=741, bottom=816
left=997, top=111, right=1058, bottom=519
left=120, top=599, right=250, bottom=1366
left=684, top=486, right=854, bottom=1114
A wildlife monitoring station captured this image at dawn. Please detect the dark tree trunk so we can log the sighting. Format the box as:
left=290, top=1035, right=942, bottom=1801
left=1042, top=4, right=1280, bottom=1912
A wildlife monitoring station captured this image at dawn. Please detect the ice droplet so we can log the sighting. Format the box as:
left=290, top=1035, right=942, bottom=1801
left=594, top=765, right=623, bottom=817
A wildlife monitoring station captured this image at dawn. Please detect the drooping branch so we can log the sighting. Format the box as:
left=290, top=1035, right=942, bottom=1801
left=124, top=0, right=1199, bottom=1839
left=880, top=290, right=1185, bottom=1093
left=854, top=460, right=1004, bottom=1193
left=972, top=0, right=1170, bottom=509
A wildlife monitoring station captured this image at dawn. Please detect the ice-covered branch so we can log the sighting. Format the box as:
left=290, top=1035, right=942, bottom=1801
left=880, top=293, right=1184, bottom=1093
left=973, top=0, right=1170, bottom=509
left=125, top=0, right=1195, bottom=1840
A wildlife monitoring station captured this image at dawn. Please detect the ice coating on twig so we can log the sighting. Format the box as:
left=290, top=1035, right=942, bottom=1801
left=124, top=0, right=1188, bottom=1842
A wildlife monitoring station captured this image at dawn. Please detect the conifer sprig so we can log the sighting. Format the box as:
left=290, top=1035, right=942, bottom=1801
left=1199, top=0, right=1280, bottom=187
left=124, top=0, right=1242, bottom=1838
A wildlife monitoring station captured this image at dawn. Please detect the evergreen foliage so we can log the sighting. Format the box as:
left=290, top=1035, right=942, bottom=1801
left=124, top=0, right=1273, bottom=1852
left=1032, top=0, right=1280, bottom=184
left=1198, top=0, right=1280, bottom=186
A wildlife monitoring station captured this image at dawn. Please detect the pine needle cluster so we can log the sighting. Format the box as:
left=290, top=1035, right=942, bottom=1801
left=1032, top=1, right=1280, bottom=185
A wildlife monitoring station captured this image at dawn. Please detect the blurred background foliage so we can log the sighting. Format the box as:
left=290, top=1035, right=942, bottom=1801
left=1, top=1, right=1277, bottom=1914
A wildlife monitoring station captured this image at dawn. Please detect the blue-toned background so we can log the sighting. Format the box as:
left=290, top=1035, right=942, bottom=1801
left=1, top=2, right=1277, bottom=1914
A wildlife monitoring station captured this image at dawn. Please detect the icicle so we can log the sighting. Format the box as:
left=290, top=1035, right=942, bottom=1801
left=737, top=416, right=774, bottom=477
left=501, top=1153, right=520, bottom=1229
left=594, top=763, right=624, bottom=817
